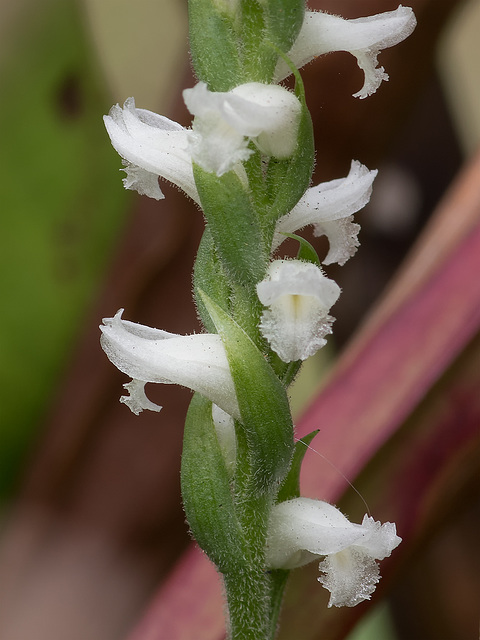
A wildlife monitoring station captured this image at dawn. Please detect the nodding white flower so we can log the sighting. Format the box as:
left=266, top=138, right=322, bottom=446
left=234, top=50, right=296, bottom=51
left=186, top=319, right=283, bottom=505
left=100, top=310, right=240, bottom=420
left=104, top=98, right=200, bottom=203
left=256, top=260, right=341, bottom=362
left=273, top=160, right=377, bottom=265
left=275, top=6, right=416, bottom=99
left=266, top=498, right=401, bottom=607
left=183, top=82, right=302, bottom=176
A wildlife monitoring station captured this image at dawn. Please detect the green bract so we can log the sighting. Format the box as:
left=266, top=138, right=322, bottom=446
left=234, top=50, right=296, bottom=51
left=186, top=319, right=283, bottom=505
left=181, top=393, right=248, bottom=572
left=193, top=164, right=268, bottom=285
left=200, top=291, right=294, bottom=491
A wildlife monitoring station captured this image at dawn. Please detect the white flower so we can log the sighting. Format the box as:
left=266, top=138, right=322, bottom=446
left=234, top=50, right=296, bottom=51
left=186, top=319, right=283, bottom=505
left=100, top=310, right=240, bottom=419
left=256, top=260, right=341, bottom=362
left=104, top=98, right=200, bottom=202
left=275, top=6, right=416, bottom=98
left=273, top=160, right=377, bottom=265
left=183, top=82, right=302, bottom=176
left=266, top=498, right=401, bottom=607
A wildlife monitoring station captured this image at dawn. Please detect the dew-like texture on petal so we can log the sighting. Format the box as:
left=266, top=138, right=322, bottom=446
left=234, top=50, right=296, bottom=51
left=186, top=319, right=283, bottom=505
left=273, top=160, right=376, bottom=263
left=266, top=497, right=401, bottom=607
left=104, top=98, right=199, bottom=202
left=275, top=6, right=416, bottom=97
left=257, top=261, right=341, bottom=362
left=318, top=547, right=380, bottom=607
left=100, top=310, right=240, bottom=419
left=183, top=82, right=301, bottom=175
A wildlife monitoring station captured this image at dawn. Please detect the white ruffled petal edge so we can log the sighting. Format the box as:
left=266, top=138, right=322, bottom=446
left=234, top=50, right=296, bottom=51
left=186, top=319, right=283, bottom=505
left=274, top=161, right=376, bottom=265
left=275, top=6, right=416, bottom=98
left=266, top=498, right=401, bottom=607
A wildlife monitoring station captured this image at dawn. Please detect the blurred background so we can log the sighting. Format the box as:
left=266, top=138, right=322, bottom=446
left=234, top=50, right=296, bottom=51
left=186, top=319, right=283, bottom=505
left=0, top=0, right=479, bottom=638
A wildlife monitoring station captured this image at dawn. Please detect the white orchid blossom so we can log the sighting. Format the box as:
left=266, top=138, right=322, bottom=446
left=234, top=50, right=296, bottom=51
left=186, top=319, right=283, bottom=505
left=183, top=81, right=302, bottom=176
left=256, top=260, right=341, bottom=362
left=104, top=98, right=200, bottom=203
left=275, top=6, right=416, bottom=98
left=274, top=160, right=377, bottom=265
left=266, top=498, right=401, bottom=607
left=100, top=310, right=240, bottom=419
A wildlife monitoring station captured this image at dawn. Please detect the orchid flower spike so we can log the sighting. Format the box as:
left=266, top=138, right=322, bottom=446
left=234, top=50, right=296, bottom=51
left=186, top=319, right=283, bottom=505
left=100, top=310, right=240, bottom=420
left=256, top=260, right=341, bottom=362
left=266, top=498, right=401, bottom=607
left=104, top=98, right=200, bottom=203
left=274, top=161, right=377, bottom=265
left=183, top=82, right=302, bottom=176
left=275, top=5, right=416, bottom=98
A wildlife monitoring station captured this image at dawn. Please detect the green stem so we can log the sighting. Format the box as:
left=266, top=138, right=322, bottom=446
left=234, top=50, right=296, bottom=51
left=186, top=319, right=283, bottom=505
left=223, top=569, right=272, bottom=640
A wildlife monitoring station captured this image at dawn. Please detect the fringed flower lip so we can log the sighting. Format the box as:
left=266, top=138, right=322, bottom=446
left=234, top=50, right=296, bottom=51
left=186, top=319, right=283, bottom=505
left=256, top=260, right=341, bottom=362
left=266, top=498, right=401, bottom=607
left=100, top=310, right=240, bottom=420
left=273, top=160, right=377, bottom=266
left=275, top=5, right=417, bottom=98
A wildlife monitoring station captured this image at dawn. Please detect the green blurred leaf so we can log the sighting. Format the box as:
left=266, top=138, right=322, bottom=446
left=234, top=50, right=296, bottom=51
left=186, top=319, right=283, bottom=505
left=0, top=0, right=128, bottom=498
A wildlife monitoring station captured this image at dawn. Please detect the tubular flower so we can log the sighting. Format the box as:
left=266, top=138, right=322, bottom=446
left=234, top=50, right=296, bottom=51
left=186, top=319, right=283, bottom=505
left=256, top=260, right=341, bottom=362
left=273, top=161, right=377, bottom=265
left=183, top=81, right=302, bottom=176
left=266, top=498, right=401, bottom=607
left=275, top=6, right=416, bottom=98
left=104, top=98, right=200, bottom=203
left=100, top=310, right=240, bottom=420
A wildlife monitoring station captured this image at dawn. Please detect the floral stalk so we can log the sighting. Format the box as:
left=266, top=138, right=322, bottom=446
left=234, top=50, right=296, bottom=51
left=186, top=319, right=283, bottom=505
left=101, top=2, right=416, bottom=638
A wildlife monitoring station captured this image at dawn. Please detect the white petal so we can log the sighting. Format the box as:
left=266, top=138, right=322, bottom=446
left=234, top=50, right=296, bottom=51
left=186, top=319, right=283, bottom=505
left=212, top=404, right=236, bottom=473
left=275, top=6, right=416, bottom=97
left=318, top=547, right=380, bottom=607
left=273, top=160, right=376, bottom=263
left=357, top=515, right=402, bottom=560
left=314, top=217, right=361, bottom=266
left=183, top=82, right=301, bottom=175
left=120, top=379, right=162, bottom=415
left=267, top=498, right=364, bottom=569
left=122, top=163, right=164, bottom=200
left=104, top=98, right=199, bottom=202
left=100, top=310, right=240, bottom=419
left=266, top=497, right=401, bottom=570
left=257, top=261, right=340, bottom=362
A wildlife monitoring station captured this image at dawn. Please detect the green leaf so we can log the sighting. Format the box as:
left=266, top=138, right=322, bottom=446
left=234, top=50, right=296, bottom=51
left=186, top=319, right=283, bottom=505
left=188, top=0, right=243, bottom=91
left=200, top=291, right=294, bottom=492
left=181, top=393, right=249, bottom=573
left=277, top=430, right=319, bottom=503
left=193, top=164, right=268, bottom=286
